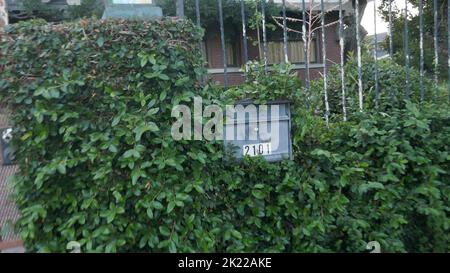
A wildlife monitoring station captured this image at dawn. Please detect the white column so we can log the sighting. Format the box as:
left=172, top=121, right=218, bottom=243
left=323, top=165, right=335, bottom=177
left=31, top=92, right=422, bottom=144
left=0, top=0, right=8, bottom=34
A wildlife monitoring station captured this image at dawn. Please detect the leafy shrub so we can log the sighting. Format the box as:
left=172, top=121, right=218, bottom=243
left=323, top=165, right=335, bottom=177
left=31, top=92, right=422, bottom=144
left=319, top=103, right=450, bottom=252
left=311, top=53, right=438, bottom=121
left=223, top=61, right=303, bottom=104
left=9, top=0, right=104, bottom=22
left=0, top=18, right=219, bottom=252
left=67, top=0, right=105, bottom=20
left=224, top=63, right=449, bottom=252
left=0, top=19, right=449, bottom=253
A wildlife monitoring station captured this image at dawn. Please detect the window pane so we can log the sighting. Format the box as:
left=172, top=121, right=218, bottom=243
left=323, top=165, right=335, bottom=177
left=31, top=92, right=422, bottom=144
left=267, top=40, right=316, bottom=64
left=268, top=42, right=284, bottom=64
left=204, top=41, right=238, bottom=68
left=309, top=40, right=316, bottom=63
left=288, top=41, right=304, bottom=63
left=226, top=43, right=235, bottom=66
left=201, top=41, right=207, bottom=63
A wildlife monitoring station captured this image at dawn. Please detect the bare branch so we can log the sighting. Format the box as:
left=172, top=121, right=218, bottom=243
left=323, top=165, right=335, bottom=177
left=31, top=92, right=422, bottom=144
left=272, top=16, right=303, bottom=34
left=272, top=16, right=306, bottom=25
left=311, top=20, right=340, bottom=34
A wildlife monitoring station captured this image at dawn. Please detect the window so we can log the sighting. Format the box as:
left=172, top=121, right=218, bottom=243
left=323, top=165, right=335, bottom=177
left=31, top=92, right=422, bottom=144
left=267, top=39, right=317, bottom=64
left=203, top=40, right=241, bottom=68
left=266, top=15, right=318, bottom=65
left=225, top=42, right=240, bottom=67
left=201, top=41, right=208, bottom=65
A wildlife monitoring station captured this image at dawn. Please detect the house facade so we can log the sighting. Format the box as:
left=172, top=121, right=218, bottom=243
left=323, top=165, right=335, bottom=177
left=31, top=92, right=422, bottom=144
left=202, top=0, right=354, bottom=86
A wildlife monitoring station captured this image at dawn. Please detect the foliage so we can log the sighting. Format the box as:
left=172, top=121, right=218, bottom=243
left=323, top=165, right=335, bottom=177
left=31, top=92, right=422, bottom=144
left=156, top=0, right=288, bottom=42
left=0, top=19, right=449, bottom=253
left=224, top=61, right=303, bottom=104
left=156, top=0, right=283, bottom=27
left=379, top=0, right=449, bottom=81
left=311, top=52, right=438, bottom=122
left=9, top=0, right=104, bottom=22
left=66, top=0, right=105, bottom=20
left=216, top=103, right=450, bottom=252
left=312, top=103, right=450, bottom=252
left=11, top=0, right=65, bottom=22
left=0, top=18, right=212, bottom=252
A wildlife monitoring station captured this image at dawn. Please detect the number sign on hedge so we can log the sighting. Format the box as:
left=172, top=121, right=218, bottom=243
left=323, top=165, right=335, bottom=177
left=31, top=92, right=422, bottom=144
left=224, top=100, right=292, bottom=162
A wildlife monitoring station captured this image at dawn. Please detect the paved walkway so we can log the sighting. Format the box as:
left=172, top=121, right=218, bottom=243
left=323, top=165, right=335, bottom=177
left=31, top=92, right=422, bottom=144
left=0, top=107, right=23, bottom=253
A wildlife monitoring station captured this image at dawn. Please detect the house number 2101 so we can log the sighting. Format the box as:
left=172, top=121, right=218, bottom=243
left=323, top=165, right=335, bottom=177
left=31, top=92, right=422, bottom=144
left=243, top=142, right=272, bottom=157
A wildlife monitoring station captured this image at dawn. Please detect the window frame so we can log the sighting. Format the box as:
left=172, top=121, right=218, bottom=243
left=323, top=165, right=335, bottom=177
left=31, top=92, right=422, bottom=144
left=266, top=35, right=320, bottom=65
left=203, top=39, right=241, bottom=69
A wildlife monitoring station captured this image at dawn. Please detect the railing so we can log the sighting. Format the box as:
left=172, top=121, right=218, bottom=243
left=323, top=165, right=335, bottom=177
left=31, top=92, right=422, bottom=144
left=4, top=0, right=450, bottom=120
left=175, top=0, right=450, bottom=123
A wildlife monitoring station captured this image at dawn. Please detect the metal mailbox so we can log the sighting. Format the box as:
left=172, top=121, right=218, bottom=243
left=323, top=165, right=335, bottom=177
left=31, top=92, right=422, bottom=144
left=224, top=100, right=292, bottom=162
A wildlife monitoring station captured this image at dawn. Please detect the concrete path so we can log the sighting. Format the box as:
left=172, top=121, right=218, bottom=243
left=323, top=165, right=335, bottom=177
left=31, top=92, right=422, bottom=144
left=0, top=107, right=23, bottom=253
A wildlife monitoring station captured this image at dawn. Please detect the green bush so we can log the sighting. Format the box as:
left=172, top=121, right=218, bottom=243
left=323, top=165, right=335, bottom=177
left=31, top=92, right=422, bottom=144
left=0, top=18, right=219, bottom=252
left=320, top=104, right=450, bottom=252
left=66, top=0, right=105, bottom=20
left=1, top=19, right=449, bottom=253
left=311, top=53, right=439, bottom=121
left=224, top=63, right=449, bottom=252
left=211, top=105, right=450, bottom=252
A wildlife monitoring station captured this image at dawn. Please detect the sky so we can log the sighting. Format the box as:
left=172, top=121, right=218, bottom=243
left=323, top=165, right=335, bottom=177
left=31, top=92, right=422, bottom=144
left=361, top=0, right=418, bottom=35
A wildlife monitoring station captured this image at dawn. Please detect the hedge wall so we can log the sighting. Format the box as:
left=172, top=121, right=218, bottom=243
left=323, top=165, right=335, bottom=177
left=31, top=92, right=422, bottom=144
left=0, top=19, right=449, bottom=253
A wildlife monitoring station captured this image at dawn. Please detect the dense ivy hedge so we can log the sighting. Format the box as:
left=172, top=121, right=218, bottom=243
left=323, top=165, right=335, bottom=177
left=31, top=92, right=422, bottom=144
left=0, top=19, right=449, bottom=252
left=224, top=62, right=450, bottom=252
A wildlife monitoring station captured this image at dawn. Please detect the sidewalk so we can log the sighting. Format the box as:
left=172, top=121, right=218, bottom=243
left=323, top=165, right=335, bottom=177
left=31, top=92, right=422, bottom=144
left=0, top=107, right=23, bottom=253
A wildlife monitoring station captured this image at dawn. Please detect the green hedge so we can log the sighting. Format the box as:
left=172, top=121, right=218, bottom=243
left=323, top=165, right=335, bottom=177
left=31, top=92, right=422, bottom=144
left=309, top=53, right=438, bottom=121
left=0, top=19, right=449, bottom=252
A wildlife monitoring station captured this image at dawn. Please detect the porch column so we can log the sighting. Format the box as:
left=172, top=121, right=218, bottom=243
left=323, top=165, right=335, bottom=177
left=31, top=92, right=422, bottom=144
left=0, top=0, right=7, bottom=33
